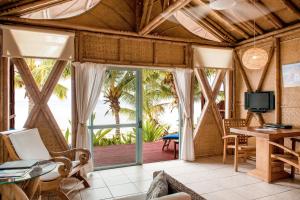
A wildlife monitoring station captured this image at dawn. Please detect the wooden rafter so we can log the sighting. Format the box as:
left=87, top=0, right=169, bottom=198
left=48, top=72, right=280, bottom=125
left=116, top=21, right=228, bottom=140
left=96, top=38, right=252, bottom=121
left=0, top=0, right=73, bottom=16
left=280, top=0, right=300, bottom=19
left=139, top=0, right=192, bottom=36
left=182, top=6, right=237, bottom=43
left=196, top=0, right=250, bottom=39
left=225, top=10, right=264, bottom=35
left=194, top=68, right=227, bottom=139
left=0, top=16, right=232, bottom=47
left=11, top=58, right=69, bottom=150
left=250, top=0, right=284, bottom=29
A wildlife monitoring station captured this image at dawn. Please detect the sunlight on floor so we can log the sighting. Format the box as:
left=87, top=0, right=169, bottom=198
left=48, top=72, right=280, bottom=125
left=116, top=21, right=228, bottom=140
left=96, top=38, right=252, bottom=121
left=43, top=156, right=300, bottom=200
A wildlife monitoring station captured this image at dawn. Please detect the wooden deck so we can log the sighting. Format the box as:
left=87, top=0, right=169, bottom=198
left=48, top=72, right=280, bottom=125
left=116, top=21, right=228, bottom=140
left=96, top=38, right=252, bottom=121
left=93, top=140, right=177, bottom=167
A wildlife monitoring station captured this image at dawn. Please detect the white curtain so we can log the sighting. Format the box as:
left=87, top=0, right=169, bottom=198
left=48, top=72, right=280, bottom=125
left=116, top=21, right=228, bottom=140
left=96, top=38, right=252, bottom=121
left=73, top=62, right=107, bottom=173
left=172, top=68, right=195, bottom=161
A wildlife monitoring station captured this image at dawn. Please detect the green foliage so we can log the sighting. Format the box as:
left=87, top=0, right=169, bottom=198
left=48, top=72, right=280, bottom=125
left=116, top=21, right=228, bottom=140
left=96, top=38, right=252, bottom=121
left=15, top=58, right=71, bottom=100
left=93, top=129, right=113, bottom=146
left=64, top=127, right=71, bottom=144
left=142, top=120, right=166, bottom=142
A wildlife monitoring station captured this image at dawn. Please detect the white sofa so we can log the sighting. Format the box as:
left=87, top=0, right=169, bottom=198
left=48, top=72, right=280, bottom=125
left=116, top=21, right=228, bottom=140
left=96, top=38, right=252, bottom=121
left=116, top=192, right=191, bottom=200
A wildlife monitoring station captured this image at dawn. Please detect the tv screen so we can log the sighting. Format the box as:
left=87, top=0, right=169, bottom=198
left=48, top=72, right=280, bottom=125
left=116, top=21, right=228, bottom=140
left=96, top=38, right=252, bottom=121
left=245, top=91, right=275, bottom=113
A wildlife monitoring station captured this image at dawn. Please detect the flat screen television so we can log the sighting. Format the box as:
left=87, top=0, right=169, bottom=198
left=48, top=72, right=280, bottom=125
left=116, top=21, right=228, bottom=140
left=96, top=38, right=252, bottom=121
left=244, top=91, right=275, bottom=113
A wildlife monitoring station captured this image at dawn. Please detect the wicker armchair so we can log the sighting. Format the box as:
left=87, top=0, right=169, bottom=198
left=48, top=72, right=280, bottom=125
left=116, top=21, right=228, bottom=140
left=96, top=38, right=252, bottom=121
left=1, top=128, right=91, bottom=200
left=222, top=119, right=256, bottom=171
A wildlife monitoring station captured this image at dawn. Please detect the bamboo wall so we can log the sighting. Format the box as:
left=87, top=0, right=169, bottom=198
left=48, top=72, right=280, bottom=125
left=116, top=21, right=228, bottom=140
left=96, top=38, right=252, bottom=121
left=77, top=32, right=190, bottom=68
left=235, top=29, right=300, bottom=149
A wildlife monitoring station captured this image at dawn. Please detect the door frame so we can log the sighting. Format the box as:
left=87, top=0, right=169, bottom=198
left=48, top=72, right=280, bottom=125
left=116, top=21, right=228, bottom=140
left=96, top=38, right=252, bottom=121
left=89, top=67, right=143, bottom=170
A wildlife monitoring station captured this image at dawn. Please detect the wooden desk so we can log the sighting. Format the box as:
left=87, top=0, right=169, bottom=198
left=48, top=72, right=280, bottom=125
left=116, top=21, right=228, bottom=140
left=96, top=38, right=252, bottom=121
left=230, top=127, right=300, bottom=182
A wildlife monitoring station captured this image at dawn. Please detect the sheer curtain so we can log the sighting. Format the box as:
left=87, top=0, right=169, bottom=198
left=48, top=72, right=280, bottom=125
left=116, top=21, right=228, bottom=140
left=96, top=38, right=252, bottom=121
left=172, top=68, right=195, bottom=161
left=73, top=62, right=107, bottom=173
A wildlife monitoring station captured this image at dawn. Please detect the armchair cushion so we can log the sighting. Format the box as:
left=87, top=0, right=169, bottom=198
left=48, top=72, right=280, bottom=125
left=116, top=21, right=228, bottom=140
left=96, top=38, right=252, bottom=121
left=41, top=160, right=80, bottom=181
left=9, top=128, right=51, bottom=160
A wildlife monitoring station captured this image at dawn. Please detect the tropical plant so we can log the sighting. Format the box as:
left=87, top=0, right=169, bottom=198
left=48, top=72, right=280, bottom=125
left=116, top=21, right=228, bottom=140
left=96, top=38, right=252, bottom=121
left=142, top=120, right=167, bottom=142
left=93, top=129, right=113, bottom=146
left=14, top=58, right=71, bottom=112
left=102, top=70, right=136, bottom=136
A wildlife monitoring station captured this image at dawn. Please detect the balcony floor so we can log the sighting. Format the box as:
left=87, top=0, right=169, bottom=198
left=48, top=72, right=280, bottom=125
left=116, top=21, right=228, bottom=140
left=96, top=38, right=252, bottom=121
left=93, top=140, right=177, bottom=167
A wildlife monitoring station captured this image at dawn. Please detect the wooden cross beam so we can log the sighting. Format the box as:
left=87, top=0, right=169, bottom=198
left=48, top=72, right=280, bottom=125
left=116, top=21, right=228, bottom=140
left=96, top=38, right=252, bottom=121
left=11, top=58, right=69, bottom=150
left=181, top=6, right=237, bottom=43
left=139, top=0, right=192, bottom=36
left=280, top=0, right=300, bottom=20
left=233, top=42, right=275, bottom=126
left=194, top=68, right=227, bottom=139
left=250, top=0, right=284, bottom=29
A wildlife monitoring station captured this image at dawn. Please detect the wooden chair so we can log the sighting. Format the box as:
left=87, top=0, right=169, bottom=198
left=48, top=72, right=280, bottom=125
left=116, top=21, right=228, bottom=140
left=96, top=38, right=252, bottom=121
left=222, top=119, right=256, bottom=171
left=269, top=139, right=300, bottom=178
left=2, top=128, right=91, bottom=200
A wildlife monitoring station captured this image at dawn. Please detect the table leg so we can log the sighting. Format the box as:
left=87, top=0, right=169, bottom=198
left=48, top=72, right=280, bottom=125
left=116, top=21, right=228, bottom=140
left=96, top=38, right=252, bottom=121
left=248, top=137, right=289, bottom=182
left=0, top=184, right=29, bottom=200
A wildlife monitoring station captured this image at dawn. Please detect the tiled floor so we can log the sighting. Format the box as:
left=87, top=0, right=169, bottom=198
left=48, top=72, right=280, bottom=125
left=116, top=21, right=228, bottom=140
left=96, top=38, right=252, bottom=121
left=46, top=156, right=300, bottom=200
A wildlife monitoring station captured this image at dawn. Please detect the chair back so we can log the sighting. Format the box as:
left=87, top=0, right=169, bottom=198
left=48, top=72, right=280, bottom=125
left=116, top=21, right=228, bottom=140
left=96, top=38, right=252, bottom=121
left=6, top=129, right=51, bottom=160
left=223, top=119, right=248, bottom=145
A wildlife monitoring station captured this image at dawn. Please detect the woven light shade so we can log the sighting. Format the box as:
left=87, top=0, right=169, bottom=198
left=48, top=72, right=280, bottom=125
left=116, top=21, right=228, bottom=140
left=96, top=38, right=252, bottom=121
left=242, top=47, right=268, bottom=69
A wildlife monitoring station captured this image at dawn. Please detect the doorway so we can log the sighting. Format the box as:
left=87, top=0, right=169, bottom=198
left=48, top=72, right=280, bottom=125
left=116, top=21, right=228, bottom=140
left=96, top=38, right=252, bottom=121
left=90, top=68, right=180, bottom=169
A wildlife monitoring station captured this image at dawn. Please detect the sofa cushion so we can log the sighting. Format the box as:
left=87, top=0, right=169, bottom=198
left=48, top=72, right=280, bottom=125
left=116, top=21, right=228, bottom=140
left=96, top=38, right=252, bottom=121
left=146, top=171, right=168, bottom=200
left=9, top=128, right=51, bottom=160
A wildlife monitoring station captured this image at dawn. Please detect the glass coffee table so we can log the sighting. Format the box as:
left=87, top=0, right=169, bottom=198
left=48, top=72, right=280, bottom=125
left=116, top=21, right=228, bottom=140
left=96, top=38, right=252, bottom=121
left=0, top=161, right=56, bottom=200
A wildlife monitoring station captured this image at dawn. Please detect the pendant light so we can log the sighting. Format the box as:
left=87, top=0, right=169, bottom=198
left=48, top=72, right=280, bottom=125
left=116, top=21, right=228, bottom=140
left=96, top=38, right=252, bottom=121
left=209, top=0, right=236, bottom=10
left=242, top=1, right=268, bottom=70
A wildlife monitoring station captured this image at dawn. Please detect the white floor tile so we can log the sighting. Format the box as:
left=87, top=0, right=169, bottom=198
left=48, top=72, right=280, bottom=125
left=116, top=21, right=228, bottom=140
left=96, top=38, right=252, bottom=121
left=202, top=189, right=247, bottom=200
left=82, top=187, right=112, bottom=200
left=133, top=179, right=153, bottom=192
left=103, top=174, right=131, bottom=186
left=108, top=183, right=141, bottom=197
left=187, top=180, right=224, bottom=194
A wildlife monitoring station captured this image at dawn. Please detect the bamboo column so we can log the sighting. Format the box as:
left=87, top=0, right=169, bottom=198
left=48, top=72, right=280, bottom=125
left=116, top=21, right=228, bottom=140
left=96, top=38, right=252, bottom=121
left=0, top=57, right=9, bottom=131
left=275, top=38, right=282, bottom=124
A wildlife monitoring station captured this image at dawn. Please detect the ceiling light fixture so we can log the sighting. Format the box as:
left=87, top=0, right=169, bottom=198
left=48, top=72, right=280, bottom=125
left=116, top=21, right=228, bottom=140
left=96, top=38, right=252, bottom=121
left=209, top=0, right=236, bottom=10
left=242, top=0, right=268, bottom=70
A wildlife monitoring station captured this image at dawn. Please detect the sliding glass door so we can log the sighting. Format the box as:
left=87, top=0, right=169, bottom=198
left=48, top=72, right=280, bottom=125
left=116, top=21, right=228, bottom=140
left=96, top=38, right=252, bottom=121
left=89, top=68, right=142, bottom=169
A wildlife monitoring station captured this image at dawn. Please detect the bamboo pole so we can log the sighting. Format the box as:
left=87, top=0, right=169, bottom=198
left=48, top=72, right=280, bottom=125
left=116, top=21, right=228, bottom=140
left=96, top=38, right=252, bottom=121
left=0, top=16, right=233, bottom=47
left=280, top=0, right=300, bottom=19
left=237, top=23, right=300, bottom=47
left=249, top=0, right=284, bottom=29
left=0, top=57, right=9, bottom=131
left=0, top=0, right=73, bottom=16
left=275, top=37, right=282, bottom=124
left=139, top=0, right=192, bottom=36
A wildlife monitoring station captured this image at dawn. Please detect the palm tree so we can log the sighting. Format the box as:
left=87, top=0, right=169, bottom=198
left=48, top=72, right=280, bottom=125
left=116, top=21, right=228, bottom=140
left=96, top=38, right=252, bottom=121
left=102, top=70, right=136, bottom=136
left=14, top=58, right=71, bottom=113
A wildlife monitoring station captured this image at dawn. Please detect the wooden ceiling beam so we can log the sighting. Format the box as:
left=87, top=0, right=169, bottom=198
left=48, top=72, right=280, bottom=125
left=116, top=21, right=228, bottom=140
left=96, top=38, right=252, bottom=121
left=182, top=7, right=237, bottom=43
left=226, top=10, right=264, bottom=35
left=280, top=0, right=300, bottom=19
left=197, top=0, right=250, bottom=39
left=236, top=22, right=300, bottom=47
left=250, top=0, right=284, bottom=29
left=0, top=0, right=73, bottom=16
left=0, top=16, right=233, bottom=47
left=139, top=0, right=192, bottom=36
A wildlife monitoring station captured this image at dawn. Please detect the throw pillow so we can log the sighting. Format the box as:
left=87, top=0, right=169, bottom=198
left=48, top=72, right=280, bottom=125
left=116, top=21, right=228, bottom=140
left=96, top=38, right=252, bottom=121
left=146, top=171, right=168, bottom=200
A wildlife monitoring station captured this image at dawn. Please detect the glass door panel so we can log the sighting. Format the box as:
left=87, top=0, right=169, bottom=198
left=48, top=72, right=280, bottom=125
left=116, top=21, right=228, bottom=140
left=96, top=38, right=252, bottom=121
left=90, top=69, right=142, bottom=169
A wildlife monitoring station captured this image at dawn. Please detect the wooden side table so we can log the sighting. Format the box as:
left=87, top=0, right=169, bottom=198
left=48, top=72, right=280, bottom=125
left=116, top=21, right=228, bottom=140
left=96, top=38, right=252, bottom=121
left=0, top=161, right=56, bottom=200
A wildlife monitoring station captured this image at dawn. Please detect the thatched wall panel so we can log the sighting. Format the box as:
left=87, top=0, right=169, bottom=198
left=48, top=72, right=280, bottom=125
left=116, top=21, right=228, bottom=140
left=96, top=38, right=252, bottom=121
left=155, top=42, right=186, bottom=65
left=122, top=39, right=154, bottom=63
left=81, top=34, right=119, bottom=61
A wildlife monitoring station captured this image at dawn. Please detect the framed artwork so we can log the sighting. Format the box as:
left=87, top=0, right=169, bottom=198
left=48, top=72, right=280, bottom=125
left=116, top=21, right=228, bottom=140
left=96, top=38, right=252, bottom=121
left=282, top=63, right=300, bottom=88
